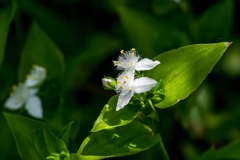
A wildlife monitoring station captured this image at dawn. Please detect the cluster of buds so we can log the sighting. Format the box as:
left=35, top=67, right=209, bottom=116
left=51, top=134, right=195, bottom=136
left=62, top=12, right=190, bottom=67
left=102, top=48, right=161, bottom=111
left=4, top=65, right=46, bottom=118
left=46, top=149, right=70, bottom=160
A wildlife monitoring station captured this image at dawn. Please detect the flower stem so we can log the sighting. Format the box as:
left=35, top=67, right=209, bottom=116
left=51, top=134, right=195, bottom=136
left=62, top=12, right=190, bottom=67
left=147, top=99, right=170, bottom=160
left=148, top=99, right=159, bottom=121
left=157, top=137, right=170, bottom=160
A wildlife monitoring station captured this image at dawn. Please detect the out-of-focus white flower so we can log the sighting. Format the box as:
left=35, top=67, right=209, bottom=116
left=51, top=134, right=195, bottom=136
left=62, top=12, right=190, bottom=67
left=5, top=84, right=43, bottom=119
left=102, top=76, right=116, bottom=90
left=115, top=70, right=157, bottom=111
left=113, top=48, right=160, bottom=72
left=25, top=65, right=46, bottom=87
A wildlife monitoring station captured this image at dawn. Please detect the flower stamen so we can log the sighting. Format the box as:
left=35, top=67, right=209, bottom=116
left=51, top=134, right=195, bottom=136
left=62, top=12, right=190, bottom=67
left=120, top=50, right=124, bottom=54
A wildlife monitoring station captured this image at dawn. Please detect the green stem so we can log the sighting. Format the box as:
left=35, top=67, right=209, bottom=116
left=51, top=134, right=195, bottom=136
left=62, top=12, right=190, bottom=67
left=157, top=137, right=170, bottom=160
left=147, top=99, right=170, bottom=160
left=148, top=99, right=159, bottom=121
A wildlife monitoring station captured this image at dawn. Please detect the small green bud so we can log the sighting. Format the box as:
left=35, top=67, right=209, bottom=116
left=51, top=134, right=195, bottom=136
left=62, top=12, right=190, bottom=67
left=102, top=76, right=116, bottom=90
left=151, top=89, right=165, bottom=104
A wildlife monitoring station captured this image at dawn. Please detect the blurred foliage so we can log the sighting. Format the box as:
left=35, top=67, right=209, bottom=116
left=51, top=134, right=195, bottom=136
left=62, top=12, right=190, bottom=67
left=1, top=0, right=240, bottom=159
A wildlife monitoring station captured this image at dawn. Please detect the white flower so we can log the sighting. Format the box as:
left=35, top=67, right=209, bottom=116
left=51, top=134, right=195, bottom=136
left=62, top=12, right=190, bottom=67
left=113, top=48, right=160, bottom=72
left=4, top=84, right=43, bottom=119
left=115, top=70, right=157, bottom=111
left=25, top=65, right=46, bottom=87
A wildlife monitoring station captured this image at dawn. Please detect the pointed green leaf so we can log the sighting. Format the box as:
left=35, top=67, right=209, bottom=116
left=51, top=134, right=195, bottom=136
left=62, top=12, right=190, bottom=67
left=77, top=120, right=160, bottom=159
left=91, top=96, right=139, bottom=132
left=0, top=0, right=16, bottom=67
left=18, top=22, right=65, bottom=82
left=58, top=121, right=74, bottom=145
left=199, top=0, right=233, bottom=42
left=117, top=6, right=190, bottom=57
left=216, top=137, right=240, bottom=159
left=198, top=147, right=216, bottom=160
left=145, top=42, right=230, bottom=108
left=3, top=112, right=46, bottom=160
left=34, top=129, right=49, bottom=159
left=43, top=127, right=67, bottom=154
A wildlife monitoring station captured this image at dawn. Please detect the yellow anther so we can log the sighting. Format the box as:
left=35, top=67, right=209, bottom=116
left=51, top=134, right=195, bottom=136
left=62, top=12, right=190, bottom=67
left=117, top=80, right=121, bottom=84
left=124, top=80, right=126, bottom=83
left=126, top=75, right=129, bottom=78
left=120, top=49, right=124, bottom=54
left=131, top=48, right=136, bottom=51
left=120, top=86, right=124, bottom=89
left=12, top=85, right=17, bottom=90
left=128, top=88, right=132, bottom=90
left=120, top=76, right=124, bottom=78
left=130, top=62, right=133, bottom=66
left=26, top=74, right=30, bottom=79
left=119, top=62, right=123, bottom=64
left=114, top=62, right=117, bottom=67
left=130, top=52, right=134, bottom=57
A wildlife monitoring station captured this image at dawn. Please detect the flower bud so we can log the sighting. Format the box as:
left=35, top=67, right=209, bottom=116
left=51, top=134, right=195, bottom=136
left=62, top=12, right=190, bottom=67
left=151, top=89, right=165, bottom=104
left=102, top=76, right=116, bottom=90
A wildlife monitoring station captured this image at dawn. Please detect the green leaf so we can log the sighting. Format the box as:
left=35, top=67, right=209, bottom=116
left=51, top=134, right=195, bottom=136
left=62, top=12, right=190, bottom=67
left=199, top=0, right=234, bottom=42
left=44, top=128, right=67, bottom=154
left=3, top=112, right=47, bottom=160
left=0, top=0, right=16, bottom=67
left=91, top=96, right=139, bottom=132
left=34, top=129, right=49, bottom=159
left=216, top=137, right=240, bottom=159
left=198, top=147, right=216, bottom=160
left=58, top=121, right=74, bottom=146
left=18, top=22, right=65, bottom=83
left=77, top=120, right=160, bottom=159
left=145, top=42, right=230, bottom=109
left=117, top=6, right=190, bottom=57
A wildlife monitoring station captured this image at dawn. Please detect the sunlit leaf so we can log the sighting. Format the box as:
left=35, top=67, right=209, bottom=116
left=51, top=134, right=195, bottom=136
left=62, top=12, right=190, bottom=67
left=145, top=42, right=230, bottom=108
left=91, top=96, right=139, bottom=132
left=0, top=0, right=16, bottom=67
left=18, top=22, right=65, bottom=83
left=77, top=120, right=160, bottom=159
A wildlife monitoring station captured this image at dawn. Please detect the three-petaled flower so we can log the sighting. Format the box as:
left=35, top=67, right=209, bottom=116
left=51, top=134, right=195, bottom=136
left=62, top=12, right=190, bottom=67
left=103, top=48, right=160, bottom=111
left=4, top=65, right=46, bottom=118
left=115, top=70, right=157, bottom=111
left=113, top=48, right=160, bottom=72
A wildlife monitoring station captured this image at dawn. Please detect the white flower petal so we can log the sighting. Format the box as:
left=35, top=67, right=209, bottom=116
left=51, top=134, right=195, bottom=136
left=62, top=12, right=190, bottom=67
left=135, top=58, right=160, bottom=71
left=4, top=96, right=25, bottom=110
left=25, top=96, right=43, bottom=119
left=133, top=77, right=157, bottom=93
left=29, top=88, right=39, bottom=95
left=25, top=65, right=46, bottom=87
left=116, top=90, right=134, bottom=111
left=4, top=84, right=31, bottom=110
